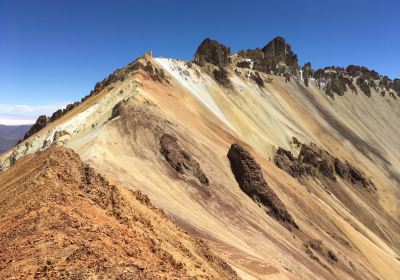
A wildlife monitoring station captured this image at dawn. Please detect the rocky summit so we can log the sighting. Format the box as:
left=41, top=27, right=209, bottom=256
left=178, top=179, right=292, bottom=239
left=1, top=36, right=400, bottom=280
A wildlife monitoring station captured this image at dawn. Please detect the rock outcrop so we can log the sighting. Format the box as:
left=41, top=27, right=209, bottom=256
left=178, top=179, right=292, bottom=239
left=274, top=147, right=308, bottom=178
left=302, top=62, right=313, bottom=87
left=23, top=115, right=49, bottom=140
left=160, top=134, right=209, bottom=186
left=274, top=139, right=376, bottom=193
left=213, top=67, right=231, bottom=87
left=227, top=144, right=298, bottom=229
left=312, top=64, right=399, bottom=99
left=194, top=38, right=231, bottom=68
left=237, top=36, right=300, bottom=77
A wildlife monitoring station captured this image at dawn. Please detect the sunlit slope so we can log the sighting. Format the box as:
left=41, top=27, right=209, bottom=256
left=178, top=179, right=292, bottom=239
left=1, top=54, right=399, bottom=279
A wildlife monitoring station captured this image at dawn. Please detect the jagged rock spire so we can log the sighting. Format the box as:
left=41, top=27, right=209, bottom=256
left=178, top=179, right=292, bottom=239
left=193, top=38, right=231, bottom=67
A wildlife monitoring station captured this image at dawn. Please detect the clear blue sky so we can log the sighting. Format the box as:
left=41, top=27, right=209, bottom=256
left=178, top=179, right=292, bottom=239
left=0, top=0, right=399, bottom=124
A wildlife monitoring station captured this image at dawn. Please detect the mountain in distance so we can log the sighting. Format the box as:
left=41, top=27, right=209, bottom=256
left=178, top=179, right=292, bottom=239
left=1, top=36, right=399, bottom=279
left=0, top=124, right=31, bottom=153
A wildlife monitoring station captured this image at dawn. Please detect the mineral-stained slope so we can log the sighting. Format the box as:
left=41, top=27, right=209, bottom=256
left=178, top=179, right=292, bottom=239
left=0, top=146, right=238, bottom=279
left=1, top=38, right=400, bottom=280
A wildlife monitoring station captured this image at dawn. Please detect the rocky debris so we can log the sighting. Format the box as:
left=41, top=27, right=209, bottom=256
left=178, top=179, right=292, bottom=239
left=0, top=146, right=238, bottom=279
left=356, top=77, right=371, bottom=97
left=334, top=159, right=375, bottom=191
left=213, top=67, right=231, bottom=87
left=194, top=38, right=231, bottom=68
left=236, top=60, right=251, bottom=68
left=160, top=134, right=209, bottom=186
left=311, top=64, right=399, bottom=99
left=23, top=115, right=49, bottom=140
left=238, top=36, right=300, bottom=77
left=304, top=239, right=338, bottom=264
left=274, top=140, right=376, bottom=193
left=250, top=71, right=264, bottom=87
left=274, top=147, right=308, bottom=177
left=227, top=144, right=298, bottom=229
left=313, top=68, right=357, bottom=98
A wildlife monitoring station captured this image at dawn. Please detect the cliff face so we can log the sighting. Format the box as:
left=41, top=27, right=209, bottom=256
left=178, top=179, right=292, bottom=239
left=1, top=38, right=400, bottom=280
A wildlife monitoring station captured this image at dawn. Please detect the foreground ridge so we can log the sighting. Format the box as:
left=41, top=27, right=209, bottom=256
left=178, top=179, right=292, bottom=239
left=0, top=146, right=238, bottom=279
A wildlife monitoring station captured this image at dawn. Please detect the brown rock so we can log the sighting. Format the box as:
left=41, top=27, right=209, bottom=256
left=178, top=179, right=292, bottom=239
left=274, top=148, right=307, bottom=178
left=194, top=38, right=231, bottom=68
left=227, top=144, right=298, bottom=229
left=213, top=67, right=231, bottom=87
left=23, top=115, right=49, bottom=140
left=160, top=134, right=209, bottom=186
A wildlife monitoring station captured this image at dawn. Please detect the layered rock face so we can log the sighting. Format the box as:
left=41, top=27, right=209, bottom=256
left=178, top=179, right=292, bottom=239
left=227, top=144, right=298, bottom=229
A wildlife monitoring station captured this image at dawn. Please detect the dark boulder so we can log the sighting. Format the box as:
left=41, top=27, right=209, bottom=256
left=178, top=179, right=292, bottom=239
left=227, top=144, right=298, bottom=229
left=160, top=134, right=209, bottom=186
left=213, top=67, right=231, bottom=87
left=250, top=71, right=264, bottom=87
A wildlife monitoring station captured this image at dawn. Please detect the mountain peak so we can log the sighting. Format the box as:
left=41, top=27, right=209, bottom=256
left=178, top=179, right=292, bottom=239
left=193, top=38, right=231, bottom=67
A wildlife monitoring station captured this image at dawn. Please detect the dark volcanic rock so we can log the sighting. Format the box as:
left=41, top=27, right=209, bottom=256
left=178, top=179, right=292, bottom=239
left=356, top=77, right=372, bottom=97
left=262, top=36, right=299, bottom=70
left=227, top=144, right=298, bottom=229
left=392, top=79, right=400, bottom=96
left=23, top=115, right=49, bottom=140
left=236, top=60, right=251, bottom=69
left=160, top=134, right=209, bottom=186
left=302, top=62, right=313, bottom=87
left=250, top=71, right=264, bottom=87
left=213, top=67, right=231, bottom=87
left=49, top=102, right=80, bottom=122
left=274, top=140, right=376, bottom=193
left=346, top=65, right=379, bottom=80
left=238, top=36, right=300, bottom=77
left=274, top=148, right=307, bottom=178
left=194, top=38, right=231, bottom=68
